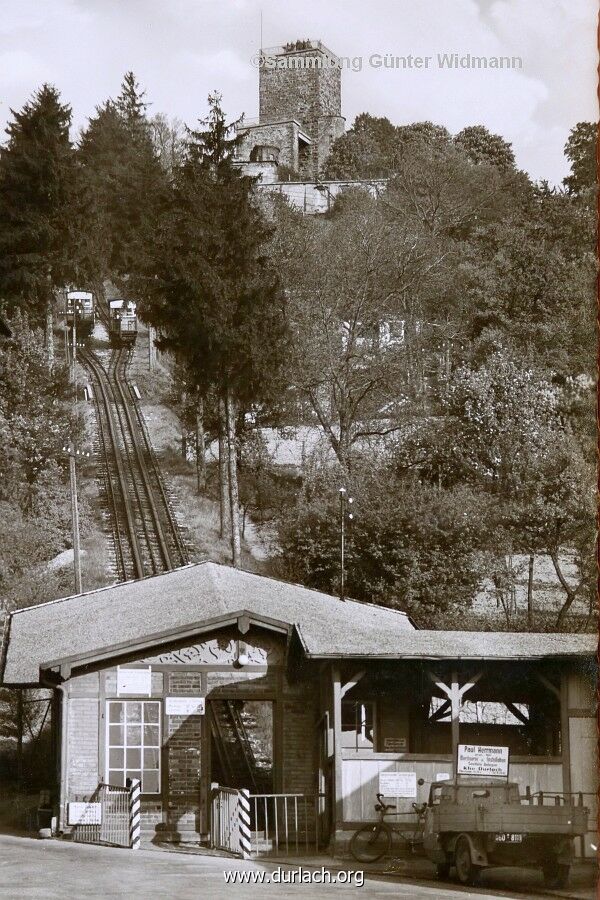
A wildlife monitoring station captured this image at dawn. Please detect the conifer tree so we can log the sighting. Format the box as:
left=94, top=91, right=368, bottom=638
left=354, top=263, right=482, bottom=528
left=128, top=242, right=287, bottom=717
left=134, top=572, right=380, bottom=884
left=0, top=85, right=74, bottom=359
left=75, top=75, right=167, bottom=281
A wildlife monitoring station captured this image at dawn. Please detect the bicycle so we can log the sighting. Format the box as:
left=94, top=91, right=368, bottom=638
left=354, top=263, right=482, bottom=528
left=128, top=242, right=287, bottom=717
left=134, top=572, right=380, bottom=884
left=350, top=792, right=427, bottom=863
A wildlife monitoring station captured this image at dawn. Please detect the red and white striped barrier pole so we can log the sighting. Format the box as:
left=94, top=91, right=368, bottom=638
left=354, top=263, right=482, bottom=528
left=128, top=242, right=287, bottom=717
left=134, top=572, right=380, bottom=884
left=238, top=789, right=251, bottom=859
left=128, top=778, right=141, bottom=849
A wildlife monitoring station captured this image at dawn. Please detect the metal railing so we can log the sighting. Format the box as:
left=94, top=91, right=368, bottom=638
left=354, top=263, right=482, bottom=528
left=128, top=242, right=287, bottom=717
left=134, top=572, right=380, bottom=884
left=71, top=783, right=130, bottom=847
left=249, top=793, right=324, bottom=856
left=211, top=785, right=240, bottom=854
left=523, top=789, right=591, bottom=807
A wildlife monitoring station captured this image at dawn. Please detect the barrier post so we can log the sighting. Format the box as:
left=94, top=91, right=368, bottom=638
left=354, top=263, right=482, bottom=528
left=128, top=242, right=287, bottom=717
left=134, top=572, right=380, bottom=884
left=128, top=778, right=141, bottom=849
left=238, top=789, right=251, bottom=859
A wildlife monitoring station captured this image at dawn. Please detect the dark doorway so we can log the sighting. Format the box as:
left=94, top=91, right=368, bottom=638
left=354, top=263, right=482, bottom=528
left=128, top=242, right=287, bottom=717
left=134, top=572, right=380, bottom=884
left=209, top=699, right=274, bottom=794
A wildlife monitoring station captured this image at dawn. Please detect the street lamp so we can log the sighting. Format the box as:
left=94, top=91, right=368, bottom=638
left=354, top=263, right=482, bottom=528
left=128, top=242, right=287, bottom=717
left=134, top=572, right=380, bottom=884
left=339, top=487, right=354, bottom=602
left=62, top=442, right=90, bottom=594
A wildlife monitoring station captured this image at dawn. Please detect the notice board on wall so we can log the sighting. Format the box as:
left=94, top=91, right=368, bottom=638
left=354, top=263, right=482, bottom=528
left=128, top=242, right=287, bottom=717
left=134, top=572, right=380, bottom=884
left=378, top=771, right=417, bottom=798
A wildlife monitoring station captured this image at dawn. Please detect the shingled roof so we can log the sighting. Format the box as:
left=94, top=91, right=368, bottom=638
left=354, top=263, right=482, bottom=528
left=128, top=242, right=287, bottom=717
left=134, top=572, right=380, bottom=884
left=2, top=562, right=595, bottom=685
left=3, top=562, right=415, bottom=684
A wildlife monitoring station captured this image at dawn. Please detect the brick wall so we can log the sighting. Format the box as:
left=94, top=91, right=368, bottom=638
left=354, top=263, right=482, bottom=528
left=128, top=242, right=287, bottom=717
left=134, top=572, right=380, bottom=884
left=67, top=699, right=99, bottom=796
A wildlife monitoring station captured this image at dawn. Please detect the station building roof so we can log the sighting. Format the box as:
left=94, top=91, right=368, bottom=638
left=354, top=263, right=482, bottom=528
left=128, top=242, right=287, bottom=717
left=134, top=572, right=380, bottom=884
left=1, top=562, right=595, bottom=685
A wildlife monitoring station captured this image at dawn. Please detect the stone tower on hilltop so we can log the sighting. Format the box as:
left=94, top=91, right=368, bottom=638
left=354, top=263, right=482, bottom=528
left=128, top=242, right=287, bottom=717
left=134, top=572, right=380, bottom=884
left=237, top=40, right=346, bottom=180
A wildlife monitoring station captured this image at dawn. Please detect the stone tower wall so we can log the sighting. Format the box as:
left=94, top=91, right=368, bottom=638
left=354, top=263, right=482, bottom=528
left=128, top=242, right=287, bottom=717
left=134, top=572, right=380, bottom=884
left=258, top=43, right=345, bottom=176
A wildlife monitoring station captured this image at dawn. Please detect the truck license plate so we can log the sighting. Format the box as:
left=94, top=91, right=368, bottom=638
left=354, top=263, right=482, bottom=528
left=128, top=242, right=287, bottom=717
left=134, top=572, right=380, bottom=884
left=495, top=833, right=523, bottom=843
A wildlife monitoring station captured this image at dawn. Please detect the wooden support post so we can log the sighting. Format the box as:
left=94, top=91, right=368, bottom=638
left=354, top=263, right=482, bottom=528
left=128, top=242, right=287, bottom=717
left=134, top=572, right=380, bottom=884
left=331, top=665, right=343, bottom=830
left=426, top=668, right=484, bottom=776
left=16, top=689, right=23, bottom=787
left=450, top=670, right=460, bottom=771
left=559, top=672, right=571, bottom=795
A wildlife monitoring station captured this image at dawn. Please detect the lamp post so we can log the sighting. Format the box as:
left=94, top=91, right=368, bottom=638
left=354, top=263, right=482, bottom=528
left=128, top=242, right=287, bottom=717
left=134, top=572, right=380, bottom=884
left=339, top=487, right=353, bottom=602
left=62, top=442, right=90, bottom=594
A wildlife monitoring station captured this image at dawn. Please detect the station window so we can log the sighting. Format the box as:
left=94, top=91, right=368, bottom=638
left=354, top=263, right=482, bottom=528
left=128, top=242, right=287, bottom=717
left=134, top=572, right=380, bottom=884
left=106, top=701, right=161, bottom=793
left=341, top=700, right=375, bottom=749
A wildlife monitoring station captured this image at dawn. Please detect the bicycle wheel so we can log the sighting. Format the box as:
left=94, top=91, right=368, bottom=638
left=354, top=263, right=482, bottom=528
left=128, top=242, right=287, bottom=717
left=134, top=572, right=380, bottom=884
left=350, top=823, right=391, bottom=863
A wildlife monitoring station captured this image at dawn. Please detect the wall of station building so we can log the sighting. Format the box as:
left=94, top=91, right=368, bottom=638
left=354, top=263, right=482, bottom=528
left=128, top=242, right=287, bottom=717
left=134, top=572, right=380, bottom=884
left=62, top=626, right=319, bottom=841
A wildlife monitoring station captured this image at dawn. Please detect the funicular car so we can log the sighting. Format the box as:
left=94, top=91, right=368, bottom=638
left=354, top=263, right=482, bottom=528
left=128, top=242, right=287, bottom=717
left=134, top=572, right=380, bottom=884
left=65, top=290, right=95, bottom=336
left=108, top=299, right=137, bottom=345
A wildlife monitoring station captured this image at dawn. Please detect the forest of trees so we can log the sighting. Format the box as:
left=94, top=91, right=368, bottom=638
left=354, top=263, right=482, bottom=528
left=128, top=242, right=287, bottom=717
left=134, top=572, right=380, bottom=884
left=0, top=76, right=595, bottom=632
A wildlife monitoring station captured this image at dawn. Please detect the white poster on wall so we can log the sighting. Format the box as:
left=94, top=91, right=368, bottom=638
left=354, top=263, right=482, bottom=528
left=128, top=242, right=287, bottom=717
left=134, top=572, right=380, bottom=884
left=165, top=696, right=205, bottom=716
left=68, top=802, right=102, bottom=825
left=117, top=667, right=152, bottom=696
left=378, top=771, right=417, bottom=798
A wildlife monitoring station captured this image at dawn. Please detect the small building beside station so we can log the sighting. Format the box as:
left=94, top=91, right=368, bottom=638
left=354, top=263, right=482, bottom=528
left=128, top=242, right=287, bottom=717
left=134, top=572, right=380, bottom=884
left=1, top=562, right=596, bottom=855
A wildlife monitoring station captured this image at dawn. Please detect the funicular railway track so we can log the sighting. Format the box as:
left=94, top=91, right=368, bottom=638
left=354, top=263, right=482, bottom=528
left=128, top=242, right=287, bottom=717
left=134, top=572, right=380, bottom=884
left=79, top=342, right=187, bottom=581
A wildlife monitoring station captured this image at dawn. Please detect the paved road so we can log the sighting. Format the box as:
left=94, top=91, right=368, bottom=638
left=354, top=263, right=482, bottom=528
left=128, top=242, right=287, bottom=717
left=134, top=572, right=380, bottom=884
left=0, top=834, right=576, bottom=900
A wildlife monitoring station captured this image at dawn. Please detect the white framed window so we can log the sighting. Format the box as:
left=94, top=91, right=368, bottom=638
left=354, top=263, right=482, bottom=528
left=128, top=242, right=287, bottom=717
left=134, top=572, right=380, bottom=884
left=106, top=700, right=161, bottom=794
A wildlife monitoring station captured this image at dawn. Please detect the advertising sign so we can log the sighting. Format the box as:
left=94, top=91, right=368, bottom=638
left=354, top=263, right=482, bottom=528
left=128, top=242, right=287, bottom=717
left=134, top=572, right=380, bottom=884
left=378, top=771, right=417, bottom=798
left=165, top=696, right=205, bottom=716
left=457, top=744, right=510, bottom=778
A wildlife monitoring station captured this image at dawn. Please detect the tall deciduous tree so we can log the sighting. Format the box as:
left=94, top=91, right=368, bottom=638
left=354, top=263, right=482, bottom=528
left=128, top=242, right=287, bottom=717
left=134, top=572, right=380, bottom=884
left=453, top=125, right=515, bottom=171
left=0, top=85, right=74, bottom=360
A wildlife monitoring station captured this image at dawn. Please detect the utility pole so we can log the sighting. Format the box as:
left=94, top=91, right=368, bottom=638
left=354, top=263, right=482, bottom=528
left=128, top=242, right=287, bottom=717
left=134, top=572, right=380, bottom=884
left=62, top=443, right=89, bottom=595
left=527, top=554, right=535, bottom=627
left=339, top=487, right=353, bottom=601
left=148, top=325, right=156, bottom=372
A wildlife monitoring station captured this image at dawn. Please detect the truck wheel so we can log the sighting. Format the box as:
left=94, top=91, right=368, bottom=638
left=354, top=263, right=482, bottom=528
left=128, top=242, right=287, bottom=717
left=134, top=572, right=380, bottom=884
left=436, top=862, right=451, bottom=880
left=542, top=861, right=570, bottom=889
left=454, top=836, right=480, bottom=885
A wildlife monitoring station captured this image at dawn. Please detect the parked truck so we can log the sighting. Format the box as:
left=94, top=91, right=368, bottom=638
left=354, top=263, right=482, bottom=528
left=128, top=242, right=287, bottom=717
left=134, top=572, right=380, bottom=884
left=422, top=780, right=588, bottom=888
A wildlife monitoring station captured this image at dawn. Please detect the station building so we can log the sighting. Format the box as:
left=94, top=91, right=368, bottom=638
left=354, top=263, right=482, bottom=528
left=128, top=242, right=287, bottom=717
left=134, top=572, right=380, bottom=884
left=1, top=562, right=596, bottom=854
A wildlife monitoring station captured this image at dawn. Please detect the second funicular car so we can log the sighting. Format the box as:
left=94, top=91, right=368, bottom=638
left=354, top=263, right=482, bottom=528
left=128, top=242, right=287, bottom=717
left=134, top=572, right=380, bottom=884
left=108, top=299, right=138, bottom=345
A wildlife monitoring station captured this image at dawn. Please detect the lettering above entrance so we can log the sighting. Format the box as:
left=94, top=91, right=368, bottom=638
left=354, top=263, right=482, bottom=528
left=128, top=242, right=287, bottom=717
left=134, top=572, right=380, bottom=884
left=140, top=634, right=284, bottom=666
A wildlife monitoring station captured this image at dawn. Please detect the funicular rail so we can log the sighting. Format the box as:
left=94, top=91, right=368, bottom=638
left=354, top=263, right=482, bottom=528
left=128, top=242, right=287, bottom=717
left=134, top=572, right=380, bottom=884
left=112, top=348, right=187, bottom=570
left=79, top=343, right=186, bottom=580
left=79, top=346, right=144, bottom=580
